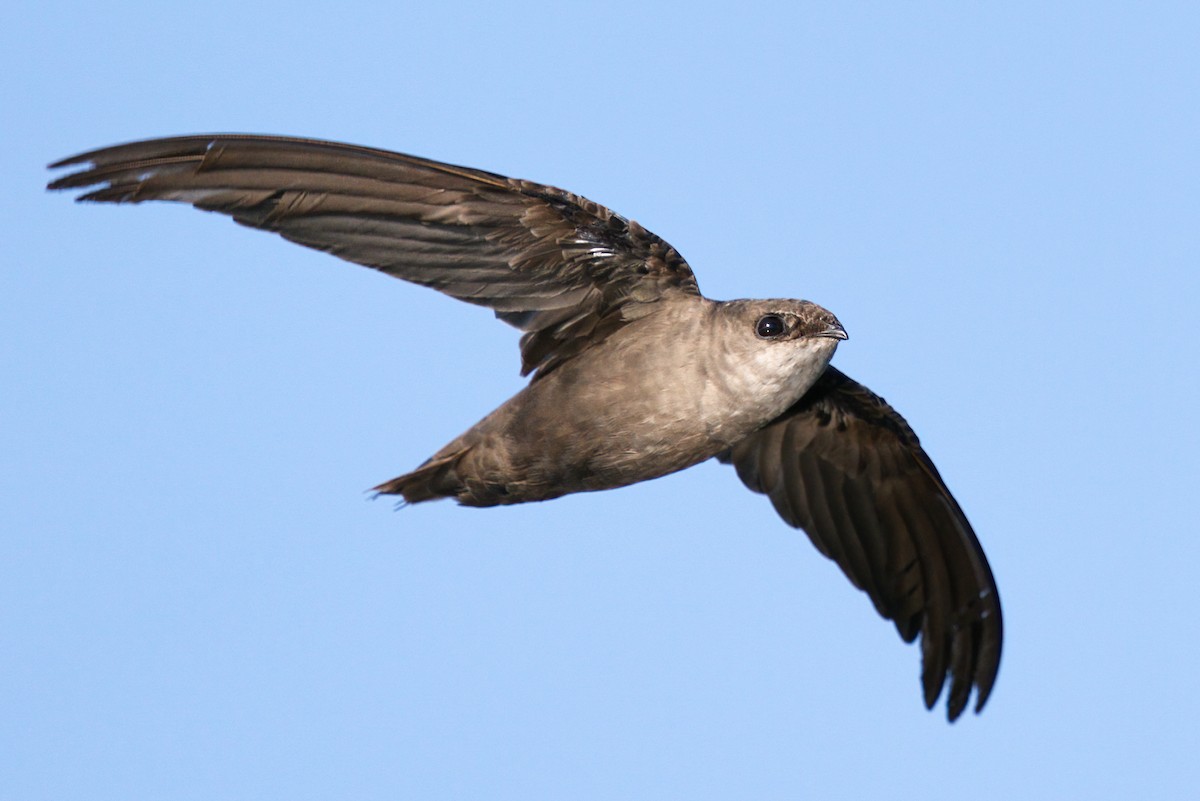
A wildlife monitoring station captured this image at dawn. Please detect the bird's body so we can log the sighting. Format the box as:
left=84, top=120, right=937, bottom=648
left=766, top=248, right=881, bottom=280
left=49, top=134, right=1002, bottom=721
left=380, top=297, right=843, bottom=505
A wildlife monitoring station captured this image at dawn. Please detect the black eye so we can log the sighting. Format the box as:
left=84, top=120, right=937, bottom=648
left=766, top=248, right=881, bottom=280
left=756, top=314, right=786, bottom=338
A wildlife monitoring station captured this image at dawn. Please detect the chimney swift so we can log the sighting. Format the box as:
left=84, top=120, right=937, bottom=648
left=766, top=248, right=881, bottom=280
left=48, top=135, right=1001, bottom=721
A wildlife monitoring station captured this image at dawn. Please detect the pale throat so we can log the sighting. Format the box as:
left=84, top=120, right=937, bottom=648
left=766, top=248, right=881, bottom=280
left=696, top=335, right=838, bottom=439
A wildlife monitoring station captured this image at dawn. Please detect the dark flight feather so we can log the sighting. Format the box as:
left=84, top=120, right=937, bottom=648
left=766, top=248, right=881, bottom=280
left=719, top=367, right=1002, bottom=719
left=49, top=135, right=700, bottom=378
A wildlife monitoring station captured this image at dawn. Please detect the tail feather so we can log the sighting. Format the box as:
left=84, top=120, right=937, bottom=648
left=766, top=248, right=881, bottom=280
left=371, top=451, right=465, bottom=504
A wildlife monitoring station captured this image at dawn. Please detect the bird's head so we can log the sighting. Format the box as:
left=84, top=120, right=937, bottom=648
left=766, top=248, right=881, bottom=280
left=707, top=298, right=848, bottom=414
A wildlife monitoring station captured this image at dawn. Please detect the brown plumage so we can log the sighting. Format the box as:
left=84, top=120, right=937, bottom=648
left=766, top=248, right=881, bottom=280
left=49, top=134, right=1001, bottom=721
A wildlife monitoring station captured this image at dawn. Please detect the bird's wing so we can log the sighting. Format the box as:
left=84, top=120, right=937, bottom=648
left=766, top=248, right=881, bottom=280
left=717, top=366, right=1002, bottom=721
left=48, top=134, right=700, bottom=378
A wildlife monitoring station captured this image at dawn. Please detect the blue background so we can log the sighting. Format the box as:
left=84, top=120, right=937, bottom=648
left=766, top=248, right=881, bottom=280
left=5, top=2, right=1198, bottom=798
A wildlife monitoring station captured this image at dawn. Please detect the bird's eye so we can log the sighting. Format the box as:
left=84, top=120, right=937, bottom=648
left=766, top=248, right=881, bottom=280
left=756, top=314, right=787, bottom=339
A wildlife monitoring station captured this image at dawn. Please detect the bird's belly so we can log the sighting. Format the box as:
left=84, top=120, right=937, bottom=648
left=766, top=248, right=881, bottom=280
left=479, top=418, right=723, bottom=503
left=457, top=369, right=785, bottom=505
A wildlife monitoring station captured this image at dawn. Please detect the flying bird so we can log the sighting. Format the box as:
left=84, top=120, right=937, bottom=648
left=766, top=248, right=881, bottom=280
left=48, top=134, right=1001, bottom=720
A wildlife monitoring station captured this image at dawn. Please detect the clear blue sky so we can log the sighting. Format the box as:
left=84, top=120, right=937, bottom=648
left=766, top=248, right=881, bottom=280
left=5, top=2, right=1198, bottom=799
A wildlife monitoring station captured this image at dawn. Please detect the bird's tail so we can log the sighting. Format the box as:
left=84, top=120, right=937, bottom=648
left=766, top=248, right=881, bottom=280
left=371, top=451, right=466, bottom=504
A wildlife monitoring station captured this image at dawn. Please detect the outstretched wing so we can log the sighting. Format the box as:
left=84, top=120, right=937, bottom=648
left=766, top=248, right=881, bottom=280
left=718, top=367, right=1002, bottom=721
left=49, top=134, right=700, bottom=378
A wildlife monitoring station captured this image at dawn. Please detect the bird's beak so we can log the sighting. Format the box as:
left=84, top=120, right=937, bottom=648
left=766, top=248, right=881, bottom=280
left=817, top=322, right=849, bottom=341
